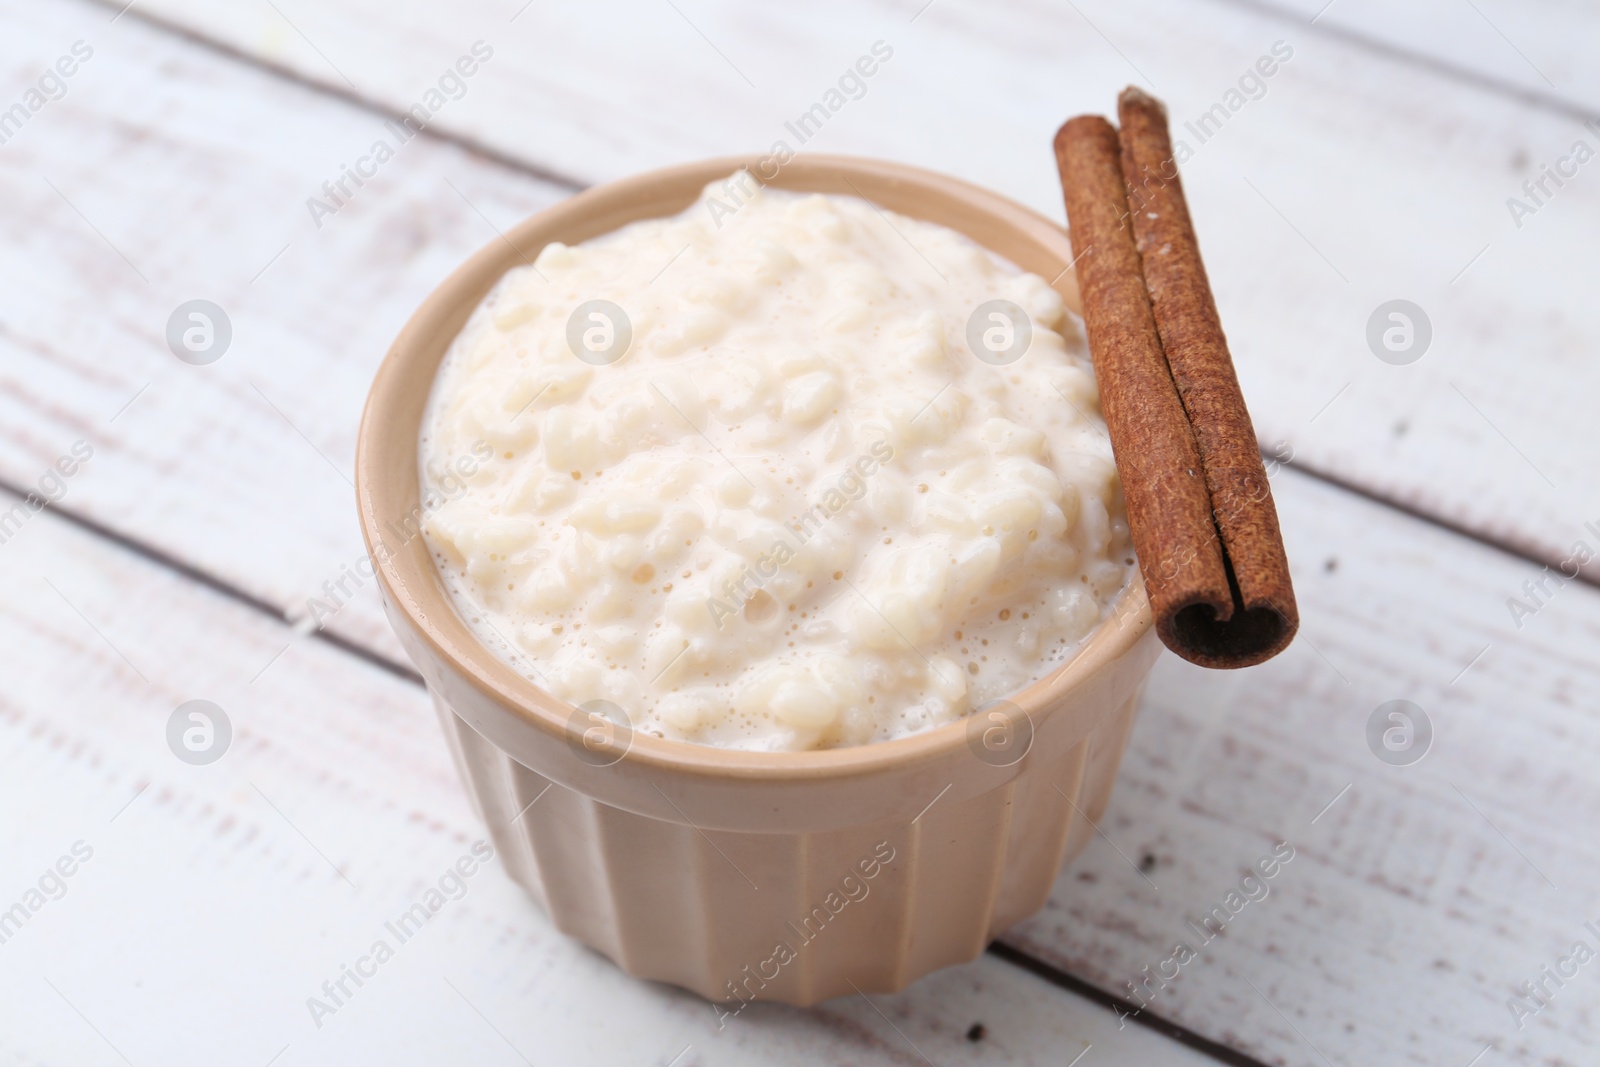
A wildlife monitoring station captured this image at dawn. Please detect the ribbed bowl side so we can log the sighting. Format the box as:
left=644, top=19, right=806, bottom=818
left=991, top=735, right=1091, bottom=934
left=1080, top=688, right=1143, bottom=826
left=430, top=692, right=549, bottom=911
left=432, top=687, right=1145, bottom=1006
left=991, top=689, right=1145, bottom=932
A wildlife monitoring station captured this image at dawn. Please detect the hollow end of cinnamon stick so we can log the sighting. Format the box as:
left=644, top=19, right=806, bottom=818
left=1161, top=562, right=1298, bottom=670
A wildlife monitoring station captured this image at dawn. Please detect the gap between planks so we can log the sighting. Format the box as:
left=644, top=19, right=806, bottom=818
left=1214, top=0, right=1600, bottom=125
left=1280, top=453, right=1599, bottom=593
left=986, top=943, right=1274, bottom=1067
left=0, top=474, right=423, bottom=687
left=94, top=0, right=1600, bottom=184
left=85, top=0, right=589, bottom=195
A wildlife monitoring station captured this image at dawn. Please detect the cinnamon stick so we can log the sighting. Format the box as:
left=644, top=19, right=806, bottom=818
left=1053, top=100, right=1297, bottom=668
left=1053, top=116, right=1233, bottom=664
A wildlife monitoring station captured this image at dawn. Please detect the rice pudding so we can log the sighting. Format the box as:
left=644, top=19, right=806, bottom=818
left=418, top=175, right=1132, bottom=751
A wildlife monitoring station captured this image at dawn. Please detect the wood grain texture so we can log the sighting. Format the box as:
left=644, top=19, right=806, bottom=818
left=0, top=0, right=571, bottom=665
left=1, top=1, right=1595, bottom=1065
left=1008, top=465, right=1600, bottom=1066
left=0, top=502, right=1215, bottom=1067
left=1238, top=0, right=1600, bottom=115
left=100, top=0, right=1600, bottom=584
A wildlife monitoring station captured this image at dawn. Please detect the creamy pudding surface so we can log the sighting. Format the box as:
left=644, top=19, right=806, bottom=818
left=419, top=174, right=1133, bottom=752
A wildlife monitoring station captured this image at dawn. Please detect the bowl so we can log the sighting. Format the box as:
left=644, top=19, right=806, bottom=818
left=355, top=154, right=1159, bottom=1007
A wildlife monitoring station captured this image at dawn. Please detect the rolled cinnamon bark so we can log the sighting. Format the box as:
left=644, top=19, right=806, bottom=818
left=1116, top=87, right=1298, bottom=667
left=1053, top=105, right=1297, bottom=668
left=1053, top=116, right=1234, bottom=663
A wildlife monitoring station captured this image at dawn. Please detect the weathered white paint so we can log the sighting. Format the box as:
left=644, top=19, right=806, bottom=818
left=0, top=0, right=574, bottom=662
left=1015, top=467, right=1600, bottom=1065
left=1245, top=0, right=1599, bottom=113
left=1, top=1, right=1595, bottom=1065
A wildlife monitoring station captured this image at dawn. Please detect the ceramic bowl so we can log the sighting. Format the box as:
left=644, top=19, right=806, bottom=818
left=355, top=155, right=1159, bottom=1008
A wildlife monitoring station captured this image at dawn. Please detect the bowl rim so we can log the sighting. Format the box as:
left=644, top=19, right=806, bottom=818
left=355, top=152, right=1152, bottom=783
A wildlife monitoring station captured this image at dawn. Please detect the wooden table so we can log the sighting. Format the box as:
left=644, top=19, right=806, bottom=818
left=2, top=1, right=1594, bottom=1063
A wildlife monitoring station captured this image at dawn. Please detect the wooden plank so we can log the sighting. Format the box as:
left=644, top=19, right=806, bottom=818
left=0, top=0, right=576, bottom=663
left=0, top=500, right=1215, bottom=1067
left=1239, top=0, right=1600, bottom=114
left=101, top=0, right=1600, bottom=583
left=1005, top=466, right=1600, bottom=1066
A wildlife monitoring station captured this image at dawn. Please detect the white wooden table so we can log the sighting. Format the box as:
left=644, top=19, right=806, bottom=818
left=1, top=1, right=1594, bottom=1064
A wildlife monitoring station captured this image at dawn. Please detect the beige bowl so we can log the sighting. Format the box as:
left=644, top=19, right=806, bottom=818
left=356, top=155, right=1159, bottom=1008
